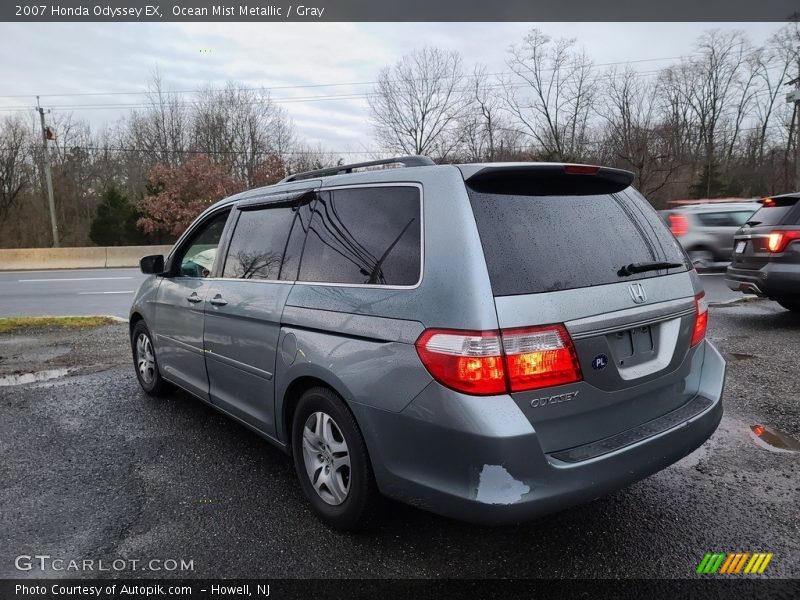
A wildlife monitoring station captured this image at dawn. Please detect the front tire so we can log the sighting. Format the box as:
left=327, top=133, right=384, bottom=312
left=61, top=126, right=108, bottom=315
left=291, top=387, right=378, bottom=530
left=776, top=298, right=800, bottom=313
left=131, top=321, right=167, bottom=396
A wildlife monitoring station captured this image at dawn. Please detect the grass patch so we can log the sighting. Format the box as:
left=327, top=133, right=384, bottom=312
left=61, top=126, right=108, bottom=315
left=0, top=316, right=117, bottom=334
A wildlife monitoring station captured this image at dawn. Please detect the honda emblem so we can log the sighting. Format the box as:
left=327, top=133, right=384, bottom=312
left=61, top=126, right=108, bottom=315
left=628, top=283, right=647, bottom=304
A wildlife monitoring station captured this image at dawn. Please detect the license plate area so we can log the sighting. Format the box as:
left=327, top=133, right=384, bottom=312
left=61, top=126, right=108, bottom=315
left=607, top=325, right=655, bottom=367
left=735, top=240, right=746, bottom=254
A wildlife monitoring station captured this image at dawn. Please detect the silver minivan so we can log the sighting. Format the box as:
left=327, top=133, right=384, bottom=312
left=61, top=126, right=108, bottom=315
left=131, top=157, right=726, bottom=529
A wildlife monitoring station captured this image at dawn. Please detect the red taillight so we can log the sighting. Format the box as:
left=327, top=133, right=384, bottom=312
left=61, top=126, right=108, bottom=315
left=502, top=325, right=582, bottom=392
left=564, top=164, right=600, bottom=175
left=669, top=213, right=689, bottom=236
left=691, top=291, right=708, bottom=347
left=767, top=230, right=800, bottom=253
left=415, top=324, right=582, bottom=396
left=415, top=329, right=506, bottom=395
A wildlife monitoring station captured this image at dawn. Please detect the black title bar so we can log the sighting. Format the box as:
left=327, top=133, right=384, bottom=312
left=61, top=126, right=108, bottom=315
left=2, top=0, right=799, bottom=22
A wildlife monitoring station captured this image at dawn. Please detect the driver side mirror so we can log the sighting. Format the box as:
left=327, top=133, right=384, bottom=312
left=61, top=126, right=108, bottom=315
left=139, top=254, right=165, bottom=275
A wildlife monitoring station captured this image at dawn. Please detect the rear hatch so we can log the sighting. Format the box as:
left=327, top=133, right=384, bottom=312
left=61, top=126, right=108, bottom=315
left=461, top=164, right=704, bottom=455
left=730, top=195, right=800, bottom=270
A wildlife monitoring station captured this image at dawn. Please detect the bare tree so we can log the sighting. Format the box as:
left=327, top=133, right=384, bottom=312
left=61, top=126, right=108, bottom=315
left=125, top=70, right=190, bottom=168
left=503, top=29, right=597, bottom=161
left=192, top=81, right=294, bottom=186
left=285, top=141, right=343, bottom=174
left=752, top=25, right=799, bottom=162
left=368, top=47, right=470, bottom=160
left=460, top=65, right=504, bottom=161
left=599, top=67, right=677, bottom=197
left=0, top=116, right=33, bottom=229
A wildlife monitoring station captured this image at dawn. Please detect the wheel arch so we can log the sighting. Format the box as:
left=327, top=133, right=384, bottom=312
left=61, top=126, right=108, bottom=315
left=129, top=311, right=144, bottom=335
left=279, top=369, right=358, bottom=451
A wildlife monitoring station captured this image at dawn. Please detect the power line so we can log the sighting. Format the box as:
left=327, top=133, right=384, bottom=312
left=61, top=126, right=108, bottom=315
left=0, top=54, right=700, bottom=101
left=0, top=68, right=698, bottom=113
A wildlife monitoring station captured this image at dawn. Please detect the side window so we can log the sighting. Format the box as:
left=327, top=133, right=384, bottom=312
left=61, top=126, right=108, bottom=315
left=298, top=186, right=421, bottom=286
left=222, top=204, right=297, bottom=280
left=175, top=210, right=230, bottom=278
left=696, top=212, right=731, bottom=227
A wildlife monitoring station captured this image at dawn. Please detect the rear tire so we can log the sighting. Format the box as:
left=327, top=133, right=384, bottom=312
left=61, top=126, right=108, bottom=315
left=291, top=386, right=378, bottom=530
left=776, top=299, right=800, bottom=313
left=131, top=321, right=167, bottom=397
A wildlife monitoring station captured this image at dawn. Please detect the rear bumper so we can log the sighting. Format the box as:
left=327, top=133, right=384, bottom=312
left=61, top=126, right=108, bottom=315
left=352, top=341, right=725, bottom=525
left=725, top=263, right=800, bottom=298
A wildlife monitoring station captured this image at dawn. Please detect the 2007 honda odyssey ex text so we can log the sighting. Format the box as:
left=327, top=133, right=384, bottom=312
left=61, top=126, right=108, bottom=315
left=130, top=157, right=726, bottom=529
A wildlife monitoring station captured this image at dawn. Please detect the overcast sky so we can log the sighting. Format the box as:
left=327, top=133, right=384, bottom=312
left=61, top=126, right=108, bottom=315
left=0, top=22, right=786, bottom=154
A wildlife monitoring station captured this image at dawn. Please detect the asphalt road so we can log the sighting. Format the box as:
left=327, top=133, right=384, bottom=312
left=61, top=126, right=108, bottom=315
left=0, top=268, right=147, bottom=318
left=0, top=268, right=746, bottom=319
left=0, top=300, right=797, bottom=579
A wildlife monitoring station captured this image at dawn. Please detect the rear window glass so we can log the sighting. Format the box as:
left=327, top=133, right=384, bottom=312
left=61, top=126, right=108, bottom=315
left=749, top=199, right=799, bottom=226
left=468, top=187, right=688, bottom=296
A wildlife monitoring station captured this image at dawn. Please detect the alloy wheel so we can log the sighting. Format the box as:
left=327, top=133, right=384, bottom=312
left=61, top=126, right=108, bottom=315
left=301, top=411, right=351, bottom=505
left=136, top=333, right=156, bottom=385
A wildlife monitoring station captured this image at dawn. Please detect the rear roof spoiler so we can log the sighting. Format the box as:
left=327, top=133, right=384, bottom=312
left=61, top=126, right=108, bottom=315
left=459, top=163, right=635, bottom=196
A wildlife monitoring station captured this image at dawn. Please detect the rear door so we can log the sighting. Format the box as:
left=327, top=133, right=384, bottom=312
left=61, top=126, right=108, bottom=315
left=463, top=165, right=700, bottom=453
left=203, top=191, right=316, bottom=435
left=731, top=197, right=800, bottom=271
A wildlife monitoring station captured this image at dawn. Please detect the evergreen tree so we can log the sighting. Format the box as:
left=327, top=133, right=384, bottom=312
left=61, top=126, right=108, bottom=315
left=89, top=185, right=146, bottom=246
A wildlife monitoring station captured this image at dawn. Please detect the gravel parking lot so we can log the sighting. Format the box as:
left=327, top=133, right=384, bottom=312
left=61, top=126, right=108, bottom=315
left=1, top=300, right=798, bottom=579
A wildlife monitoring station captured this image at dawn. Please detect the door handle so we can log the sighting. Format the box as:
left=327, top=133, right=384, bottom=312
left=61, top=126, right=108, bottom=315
left=209, top=295, right=228, bottom=307
left=186, top=293, right=202, bottom=304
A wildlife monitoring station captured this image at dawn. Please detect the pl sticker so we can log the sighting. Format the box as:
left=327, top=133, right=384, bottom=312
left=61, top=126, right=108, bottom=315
left=592, top=354, right=609, bottom=370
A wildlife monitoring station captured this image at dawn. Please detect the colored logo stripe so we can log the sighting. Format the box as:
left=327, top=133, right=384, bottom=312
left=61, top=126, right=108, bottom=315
left=697, top=552, right=773, bottom=575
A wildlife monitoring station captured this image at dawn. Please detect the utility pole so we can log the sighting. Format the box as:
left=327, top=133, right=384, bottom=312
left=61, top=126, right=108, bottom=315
left=796, top=51, right=800, bottom=191
left=787, top=47, right=800, bottom=191
left=36, top=96, right=59, bottom=247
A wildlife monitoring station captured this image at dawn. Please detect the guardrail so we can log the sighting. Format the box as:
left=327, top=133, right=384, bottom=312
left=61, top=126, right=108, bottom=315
left=0, top=245, right=173, bottom=271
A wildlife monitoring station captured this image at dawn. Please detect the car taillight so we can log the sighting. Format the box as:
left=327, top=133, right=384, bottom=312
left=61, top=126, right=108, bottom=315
left=669, top=214, right=689, bottom=236
left=691, top=291, right=708, bottom=347
left=502, top=325, right=582, bottom=392
left=415, top=324, right=582, bottom=396
left=767, top=230, right=800, bottom=253
left=414, top=329, right=506, bottom=395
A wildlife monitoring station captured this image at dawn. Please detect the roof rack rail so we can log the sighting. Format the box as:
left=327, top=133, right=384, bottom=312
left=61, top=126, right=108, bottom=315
left=279, top=155, right=435, bottom=183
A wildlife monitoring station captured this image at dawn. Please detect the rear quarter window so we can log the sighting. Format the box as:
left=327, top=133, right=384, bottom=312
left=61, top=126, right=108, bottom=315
left=298, top=186, right=422, bottom=286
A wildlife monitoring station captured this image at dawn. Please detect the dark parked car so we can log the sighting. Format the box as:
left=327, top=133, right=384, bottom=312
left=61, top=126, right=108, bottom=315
left=726, top=193, right=800, bottom=311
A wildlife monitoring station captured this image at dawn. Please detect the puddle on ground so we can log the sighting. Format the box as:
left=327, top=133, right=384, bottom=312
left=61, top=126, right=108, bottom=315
left=3, top=345, right=72, bottom=363
left=0, top=368, right=74, bottom=387
left=749, top=424, right=800, bottom=453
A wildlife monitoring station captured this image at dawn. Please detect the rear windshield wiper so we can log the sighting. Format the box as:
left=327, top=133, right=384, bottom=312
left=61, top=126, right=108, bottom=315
left=744, top=220, right=762, bottom=226
left=617, top=261, right=684, bottom=277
